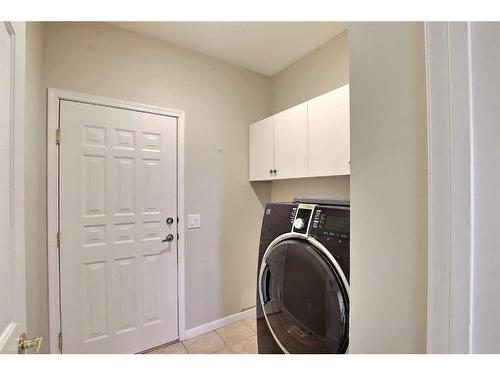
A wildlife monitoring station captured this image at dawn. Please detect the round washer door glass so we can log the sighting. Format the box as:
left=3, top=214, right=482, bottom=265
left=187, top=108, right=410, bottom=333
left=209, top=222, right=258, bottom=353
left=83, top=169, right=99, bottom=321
left=259, top=238, right=349, bottom=353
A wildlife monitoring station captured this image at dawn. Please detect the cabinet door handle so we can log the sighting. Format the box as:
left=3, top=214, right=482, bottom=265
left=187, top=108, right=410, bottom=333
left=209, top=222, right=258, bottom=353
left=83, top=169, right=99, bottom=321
left=272, top=169, right=277, bottom=175
left=269, top=169, right=273, bottom=175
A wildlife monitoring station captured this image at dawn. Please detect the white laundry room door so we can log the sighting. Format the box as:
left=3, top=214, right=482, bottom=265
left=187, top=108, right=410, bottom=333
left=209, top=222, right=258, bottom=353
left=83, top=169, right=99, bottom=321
left=59, top=100, right=178, bottom=353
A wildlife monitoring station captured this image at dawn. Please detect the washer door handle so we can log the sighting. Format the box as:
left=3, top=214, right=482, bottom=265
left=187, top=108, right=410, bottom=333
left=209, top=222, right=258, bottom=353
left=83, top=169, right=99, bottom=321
left=260, top=264, right=271, bottom=304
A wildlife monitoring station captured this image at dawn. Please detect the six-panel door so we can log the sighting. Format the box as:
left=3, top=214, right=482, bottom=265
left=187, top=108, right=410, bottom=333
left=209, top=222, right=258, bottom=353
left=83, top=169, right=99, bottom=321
left=59, top=101, right=178, bottom=353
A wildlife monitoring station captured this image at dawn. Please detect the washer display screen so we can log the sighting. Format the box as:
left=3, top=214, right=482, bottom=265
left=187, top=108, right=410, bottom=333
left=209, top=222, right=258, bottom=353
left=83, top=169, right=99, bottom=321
left=323, top=214, right=349, bottom=234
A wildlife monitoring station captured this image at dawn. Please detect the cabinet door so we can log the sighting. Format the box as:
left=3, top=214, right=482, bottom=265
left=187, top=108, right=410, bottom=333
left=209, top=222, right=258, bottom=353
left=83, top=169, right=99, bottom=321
left=307, top=85, right=350, bottom=177
left=274, top=102, right=308, bottom=179
left=249, top=117, right=274, bottom=181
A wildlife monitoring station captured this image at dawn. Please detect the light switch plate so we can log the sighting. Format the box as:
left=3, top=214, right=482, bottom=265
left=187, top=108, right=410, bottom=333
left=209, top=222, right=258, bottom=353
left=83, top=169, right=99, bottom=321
left=187, top=214, right=201, bottom=229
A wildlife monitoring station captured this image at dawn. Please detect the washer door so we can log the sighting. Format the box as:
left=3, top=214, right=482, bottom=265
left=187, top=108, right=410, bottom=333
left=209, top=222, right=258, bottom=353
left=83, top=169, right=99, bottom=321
left=259, top=236, right=349, bottom=354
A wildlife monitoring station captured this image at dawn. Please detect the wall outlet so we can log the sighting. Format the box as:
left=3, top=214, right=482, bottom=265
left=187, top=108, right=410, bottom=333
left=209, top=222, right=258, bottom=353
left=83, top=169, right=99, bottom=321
left=187, top=214, right=201, bottom=229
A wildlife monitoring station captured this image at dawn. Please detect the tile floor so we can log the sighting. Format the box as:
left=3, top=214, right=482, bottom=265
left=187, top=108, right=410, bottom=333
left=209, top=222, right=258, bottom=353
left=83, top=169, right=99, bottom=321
left=147, top=317, right=258, bottom=354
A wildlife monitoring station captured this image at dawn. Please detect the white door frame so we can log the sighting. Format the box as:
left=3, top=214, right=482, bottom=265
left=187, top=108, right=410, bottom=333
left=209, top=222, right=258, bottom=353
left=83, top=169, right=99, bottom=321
left=425, top=22, right=474, bottom=353
left=47, top=89, right=186, bottom=353
left=0, top=21, right=26, bottom=353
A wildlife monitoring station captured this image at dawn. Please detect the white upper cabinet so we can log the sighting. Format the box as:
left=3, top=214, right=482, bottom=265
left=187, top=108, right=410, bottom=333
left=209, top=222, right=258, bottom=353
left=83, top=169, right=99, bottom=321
left=249, top=116, right=275, bottom=181
left=307, top=84, right=350, bottom=177
left=248, top=84, right=350, bottom=181
left=274, top=102, right=308, bottom=179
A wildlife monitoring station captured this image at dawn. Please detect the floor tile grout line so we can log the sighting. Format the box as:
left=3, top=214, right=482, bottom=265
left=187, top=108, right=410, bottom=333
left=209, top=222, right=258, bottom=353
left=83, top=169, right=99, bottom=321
left=183, top=329, right=226, bottom=354
left=209, top=329, right=225, bottom=354
left=241, top=318, right=256, bottom=330
left=216, top=332, right=255, bottom=348
left=149, top=318, right=257, bottom=354
left=180, top=341, right=189, bottom=354
left=214, top=328, right=230, bottom=346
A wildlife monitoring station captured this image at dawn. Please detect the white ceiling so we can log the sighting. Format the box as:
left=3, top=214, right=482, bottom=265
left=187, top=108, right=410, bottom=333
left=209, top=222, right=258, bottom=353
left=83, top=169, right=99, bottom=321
left=110, top=22, right=347, bottom=76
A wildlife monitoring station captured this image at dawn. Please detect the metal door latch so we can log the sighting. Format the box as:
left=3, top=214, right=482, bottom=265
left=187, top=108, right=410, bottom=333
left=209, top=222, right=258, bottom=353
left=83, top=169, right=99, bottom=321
left=162, top=234, right=174, bottom=242
left=17, top=333, right=43, bottom=354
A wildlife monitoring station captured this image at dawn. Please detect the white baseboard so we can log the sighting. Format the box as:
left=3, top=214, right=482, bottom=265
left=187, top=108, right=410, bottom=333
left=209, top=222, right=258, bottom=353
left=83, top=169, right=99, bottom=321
left=183, top=307, right=256, bottom=341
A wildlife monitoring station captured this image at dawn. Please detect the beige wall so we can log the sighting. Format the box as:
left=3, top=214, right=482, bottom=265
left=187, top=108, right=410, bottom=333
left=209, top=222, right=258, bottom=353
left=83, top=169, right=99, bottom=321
left=348, top=22, right=428, bottom=353
left=25, top=22, right=49, bottom=352
left=269, top=31, right=350, bottom=202
left=271, top=30, right=349, bottom=113
left=25, top=22, right=272, bottom=349
left=271, top=176, right=349, bottom=202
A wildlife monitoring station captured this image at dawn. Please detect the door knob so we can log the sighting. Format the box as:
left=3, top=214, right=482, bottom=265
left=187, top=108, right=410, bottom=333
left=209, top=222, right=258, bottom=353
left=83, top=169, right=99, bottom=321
left=269, top=169, right=273, bottom=175
left=166, top=217, right=174, bottom=225
left=272, top=169, right=277, bottom=175
left=162, top=234, right=175, bottom=243
left=17, top=333, right=43, bottom=354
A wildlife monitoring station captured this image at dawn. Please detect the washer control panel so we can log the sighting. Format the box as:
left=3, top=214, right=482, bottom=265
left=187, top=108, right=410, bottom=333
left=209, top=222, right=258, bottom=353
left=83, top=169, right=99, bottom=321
left=291, top=204, right=315, bottom=235
left=289, top=203, right=350, bottom=239
left=290, top=207, right=298, bottom=224
left=293, top=217, right=306, bottom=230
left=311, top=207, right=350, bottom=240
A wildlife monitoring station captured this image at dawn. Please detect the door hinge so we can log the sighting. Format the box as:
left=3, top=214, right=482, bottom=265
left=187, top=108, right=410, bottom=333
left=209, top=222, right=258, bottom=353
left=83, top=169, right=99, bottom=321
left=57, top=232, right=60, bottom=248
left=56, top=129, right=61, bottom=145
left=58, top=332, right=63, bottom=351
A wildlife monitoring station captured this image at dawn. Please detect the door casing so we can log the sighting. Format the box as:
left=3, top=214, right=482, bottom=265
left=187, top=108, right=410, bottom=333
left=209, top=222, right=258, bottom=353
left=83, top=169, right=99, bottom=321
left=47, top=89, right=186, bottom=353
left=424, top=22, right=473, bottom=353
left=0, top=21, right=26, bottom=354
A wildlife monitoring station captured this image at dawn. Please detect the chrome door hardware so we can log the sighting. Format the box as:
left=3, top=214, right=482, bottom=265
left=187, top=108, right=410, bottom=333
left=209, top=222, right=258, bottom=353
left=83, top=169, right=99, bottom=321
left=162, top=234, right=175, bottom=243
left=166, top=217, right=174, bottom=225
left=17, top=333, right=43, bottom=354
left=272, top=169, right=277, bottom=175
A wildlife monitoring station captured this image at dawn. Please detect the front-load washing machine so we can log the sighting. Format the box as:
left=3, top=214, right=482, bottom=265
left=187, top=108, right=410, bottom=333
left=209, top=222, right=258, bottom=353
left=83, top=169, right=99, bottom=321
left=256, top=198, right=350, bottom=354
